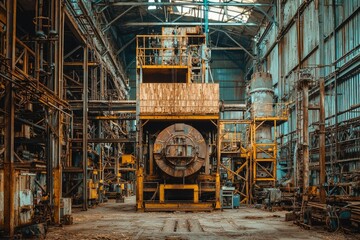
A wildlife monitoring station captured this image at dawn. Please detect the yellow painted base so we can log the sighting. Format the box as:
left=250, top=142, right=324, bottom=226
left=144, top=202, right=214, bottom=212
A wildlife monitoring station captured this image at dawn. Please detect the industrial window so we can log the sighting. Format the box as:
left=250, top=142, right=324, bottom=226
left=170, top=0, right=253, bottom=23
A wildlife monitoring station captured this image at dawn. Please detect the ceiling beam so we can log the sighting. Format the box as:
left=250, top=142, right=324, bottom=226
left=116, top=36, right=136, bottom=55
left=102, top=6, right=135, bottom=32
left=124, top=22, right=258, bottom=27
left=254, top=6, right=276, bottom=24
left=223, top=31, right=254, bottom=59
left=95, top=2, right=274, bottom=7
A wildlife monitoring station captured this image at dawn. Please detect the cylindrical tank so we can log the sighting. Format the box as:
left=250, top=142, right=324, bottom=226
left=250, top=72, right=274, bottom=117
left=153, top=123, right=206, bottom=178
left=250, top=72, right=275, bottom=162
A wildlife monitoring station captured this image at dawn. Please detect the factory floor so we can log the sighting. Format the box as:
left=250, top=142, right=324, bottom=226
left=46, top=196, right=355, bottom=240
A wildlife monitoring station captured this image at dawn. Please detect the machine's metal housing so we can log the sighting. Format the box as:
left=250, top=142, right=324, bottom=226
left=135, top=27, right=221, bottom=211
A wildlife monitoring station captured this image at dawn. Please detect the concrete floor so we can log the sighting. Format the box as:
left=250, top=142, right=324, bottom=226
left=46, top=197, right=356, bottom=240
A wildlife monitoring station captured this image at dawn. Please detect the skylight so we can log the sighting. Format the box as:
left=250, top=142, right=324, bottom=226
left=148, top=0, right=161, bottom=10
left=171, top=0, right=254, bottom=23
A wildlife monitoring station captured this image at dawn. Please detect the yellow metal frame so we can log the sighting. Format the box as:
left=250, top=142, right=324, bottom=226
left=250, top=117, right=287, bottom=202
left=251, top=119, right=277, bottom=186
left=139, top=115, right=219, bottom=120
left=219, top=120, right=251, bottom=204
left=121, top=154, right=135, bottom=165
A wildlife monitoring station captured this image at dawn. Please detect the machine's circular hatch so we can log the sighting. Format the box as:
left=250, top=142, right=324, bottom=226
left=153, top=123, right=206, bottom=178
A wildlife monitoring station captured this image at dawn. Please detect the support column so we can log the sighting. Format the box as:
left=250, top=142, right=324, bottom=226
left=136, top=167, right=144, bottom=209
left=215, top=120, right=221, bottom=209
left=53, top=0, right=64, bottom=223
left=4, top=0, right=17, bottom=237
left=318, top=0, right=326, bottom=203
left=319, top=79, right=326, bottom=203
left=302, top=82, right=309, bottom=192
left=4, top=79, right=15, bottom=238
left=82, top=45, right=89, bottom=210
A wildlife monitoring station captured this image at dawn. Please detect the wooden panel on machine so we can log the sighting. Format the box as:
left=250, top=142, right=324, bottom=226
left=139, top=83, right=219, bottom=115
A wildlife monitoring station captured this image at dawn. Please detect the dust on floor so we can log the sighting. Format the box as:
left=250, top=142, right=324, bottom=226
left=46, top=196, right=358, bottom=240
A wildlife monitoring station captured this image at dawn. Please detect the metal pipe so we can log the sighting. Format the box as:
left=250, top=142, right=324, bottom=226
left=4, top=0, right=17, bottom=237
left=82, top=45, right=89, bottom=211
left=332, top=0, right=339, bottom=172
left=204, top=0, right=209, bottom=44
left=221, top=103, right=247, bottom=112
left=45, top=111, right=53, bottom=207
left=302, top=83, right=309, bottom=192
left=319, top=79, right=326, bottom=203
left=318, top=0, right=326, bottom=203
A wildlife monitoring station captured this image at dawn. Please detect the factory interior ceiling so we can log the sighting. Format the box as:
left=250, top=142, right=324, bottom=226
left=0, top=0, right=360, bottom=239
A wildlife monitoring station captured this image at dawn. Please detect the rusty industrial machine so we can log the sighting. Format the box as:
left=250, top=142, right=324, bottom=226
left=135, top=27, right=221, bottom=211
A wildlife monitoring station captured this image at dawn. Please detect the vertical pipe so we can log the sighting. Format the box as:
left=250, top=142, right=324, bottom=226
left=319, top=79, right=326, bottom=203
left=100, top=65, right=104, bottom=100
left=149, top=139, right=154, bottom=175
left=215, top=120, right=221, bottom=208
left=204, top=136, right=210, bottom=174
left=274, top=120, right=277, bottom=183
left=46, top=111, right=53, bottom=206
left=135, top=39, right=143, bottom=209
left=204, top=0, right=209, bottom=45
left=115, top=143, right=120, bottom=184
left=332, top=0, right=338, bottom=169
left=318, top=0, right=326, bottom=203
left=83, top=45, right=89, bottom=210
left=53, top=0, right=63, bottom=224
left=4, top=0, right=16, bottom=237
left=203, top=0, right=209, bottom=84
left=48, top=0, right=54, bottom=91
left=38, top=0, right=44, bottom=74
left=302, top=83, right=309, bottom=192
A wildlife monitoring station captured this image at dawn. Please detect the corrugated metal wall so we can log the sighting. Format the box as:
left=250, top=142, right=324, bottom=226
left=257, top=0, right=360, bottom=132
left=255, top=0, right=360, bottom=183
left=211, top=51, right=245, bottom=103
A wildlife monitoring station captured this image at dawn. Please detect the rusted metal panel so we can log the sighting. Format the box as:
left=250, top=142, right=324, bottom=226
left=15, top=174, right=34, bottom=226
left=282, top=24, right=298, bottom=76
left=337, top=74, right=360, bottom=123
left=139, top=83, right=219, bottom=115
left=18, top=189, right=33, bottom=225
left=282, top=0, right=302, bottom=27
left=268, top=45, right=279, bottom=86
left=302, top=1, right=319, bottom=58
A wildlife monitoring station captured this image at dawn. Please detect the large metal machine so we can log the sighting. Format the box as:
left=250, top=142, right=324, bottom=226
left=135, top=27, right=221, bottom=211
left=153, top=123, right=206, bottom=179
